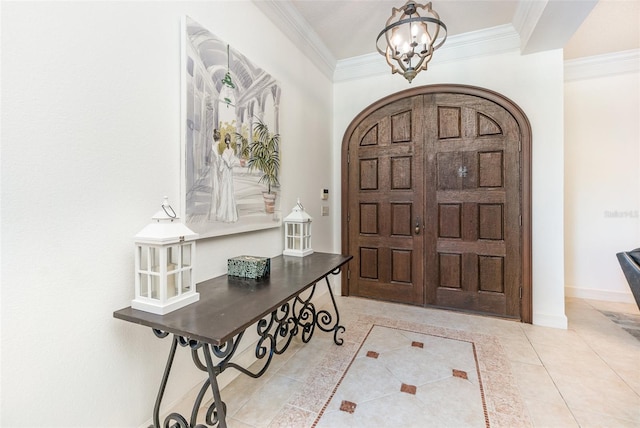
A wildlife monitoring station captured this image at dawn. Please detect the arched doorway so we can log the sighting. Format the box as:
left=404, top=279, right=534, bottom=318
left=341, top=85, right=532, bottom=322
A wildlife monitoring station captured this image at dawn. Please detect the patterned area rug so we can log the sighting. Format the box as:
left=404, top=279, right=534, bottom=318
left=267, top=314, right=532, bottom=427
left=599, top=310, right=640, bottom=340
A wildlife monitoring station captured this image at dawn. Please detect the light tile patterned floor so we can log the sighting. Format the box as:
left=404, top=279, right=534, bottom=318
left=171, top=295, right=640, bottom=427
left=315, top=325, right=489, bottom=427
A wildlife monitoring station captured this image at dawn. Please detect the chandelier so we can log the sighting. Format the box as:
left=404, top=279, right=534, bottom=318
left=220, top=44, right=235, bottom=107
left=376, top=1, right=447, bottom=83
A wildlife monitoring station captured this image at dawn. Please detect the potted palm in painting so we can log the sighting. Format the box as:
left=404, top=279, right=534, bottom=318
left=248, top=120, right=280, bottom=214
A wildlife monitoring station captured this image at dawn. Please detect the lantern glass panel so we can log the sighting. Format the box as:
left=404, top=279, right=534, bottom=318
left=168, top=245, right=180, bottom=270
left=295, top=223, right=300, bottom=235
left=138, top=246, right=148, bottom=271
left=150, top=247, right=160, bottom=272
left=167, top=272, right=178, bottom=298
left=140, top=273, right=149, bottom=297
left=182, top=244, right=191, bottom=267
left=150, top=274, right=160, bottom=299
left=182, top=270, right=191, bottom=293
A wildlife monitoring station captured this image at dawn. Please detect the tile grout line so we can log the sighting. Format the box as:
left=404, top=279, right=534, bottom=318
left=520, top=326, right=582, bottom=427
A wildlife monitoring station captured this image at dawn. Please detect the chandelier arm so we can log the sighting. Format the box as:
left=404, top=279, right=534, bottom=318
left=376, top=16, right=447, bottom=54
left=410, top=51, right=434, bottom=74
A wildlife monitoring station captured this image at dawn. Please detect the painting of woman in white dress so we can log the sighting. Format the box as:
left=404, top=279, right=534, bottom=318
left=216, top=134, right=240, bottom=222
left=182, top=16, right=282, bottom=238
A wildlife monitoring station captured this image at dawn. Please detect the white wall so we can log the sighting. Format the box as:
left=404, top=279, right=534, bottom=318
left=332, top=48, right=568, bottom=328
left=564, top=58, right=640, bottom=303
left=1, top=1, right=333, bottom=426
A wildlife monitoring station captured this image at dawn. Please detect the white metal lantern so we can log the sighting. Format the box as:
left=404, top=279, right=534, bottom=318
left=283, top=198, right=313, bottom=257
left=132, top=197, right=199, bottom=315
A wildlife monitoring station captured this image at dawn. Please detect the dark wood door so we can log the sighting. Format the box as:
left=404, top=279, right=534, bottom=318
left=346, top=95, right=425, bottom=305
left=423, top=93, right=521, bottom=318
left=343, top=86, right=530, bottom=321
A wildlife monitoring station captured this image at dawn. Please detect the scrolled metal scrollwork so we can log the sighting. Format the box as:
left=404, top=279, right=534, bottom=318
left=319, top=275, right=345, bottom=345
left=153, top=329, right=170, bottom=339
left=297, top=300, right=317, bottom=343
left=204, top=400, right=226, bottom=427
left=211, top=337, right=237, bottom=359
left=178, top=335, right=204, bottom=350
left=150, top=332, right=229, bottom=428
left=163, top=413, right=189, bottom=428
left=146, top=264, right=347, bottom=428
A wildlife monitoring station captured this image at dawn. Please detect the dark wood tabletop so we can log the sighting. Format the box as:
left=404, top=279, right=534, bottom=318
left=114, top=252, right=352, bottom=346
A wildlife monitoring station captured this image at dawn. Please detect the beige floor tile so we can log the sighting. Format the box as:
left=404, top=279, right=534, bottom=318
left=226, top=418, right=257, bottom=428
left=522, top=324, right=593, bottom=351
left=499, top=334, right=543, bottom=365
left=533, top=342, right=623, bottom=382
left=552, top=371, right=640, bottom=423
left=232, top=374, right=304, bottom=428
left=353, top=324, right=408, bottom=357
left=583, top=299, right=640, bottom=315
left=323, top=355, right=402, bottom=412
left=572, top=407, right=640, bottom=428
left=384, top=344, right=463, bottom=386
left=320, top=391, right=438, bottom=428
left=524, top=398, right=578, bottom=428
left=169, top=296, right=639, bottom=428
left=267, top=404, right=317, bottom=428
left=416, top=376, right=486, bottom=427
left=510, top=361, right=565, bottom=404
left=275, top=336, right=332, bottom=381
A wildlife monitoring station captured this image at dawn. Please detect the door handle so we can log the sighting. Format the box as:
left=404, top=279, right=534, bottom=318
left=415, top=217, right=421, bottom=235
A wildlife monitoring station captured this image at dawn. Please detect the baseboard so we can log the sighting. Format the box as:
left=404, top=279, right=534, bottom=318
left=565, top=286, right=635, bottom=304
left=532, top=312, right=568, bottom=329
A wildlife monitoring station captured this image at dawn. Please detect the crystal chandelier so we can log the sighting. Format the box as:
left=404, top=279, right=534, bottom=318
left=376, top=1, right=447, bottom=83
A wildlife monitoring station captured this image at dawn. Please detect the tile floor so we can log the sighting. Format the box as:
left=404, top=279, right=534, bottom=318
left=171, top=295, right=640, bottom=427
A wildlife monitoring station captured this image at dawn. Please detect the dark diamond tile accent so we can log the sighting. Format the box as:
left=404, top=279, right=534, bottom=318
left=340, top=400, right=357, bottom=414
left=366, top=350, right=379, bottom=359
left=453, top=369, right=468, bottom=380
left=411, top=341, right=424, bottom=348
left=400, top=383, right=417, bottom=395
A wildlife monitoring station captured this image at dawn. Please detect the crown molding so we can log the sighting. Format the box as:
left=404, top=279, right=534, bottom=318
left=512, top=0, right=547, bottom=54
left=334, top=24, right=521, bottom=82
left=252, top=0, right=336, bottom=80
left=564, top=49, right=640, bottom=82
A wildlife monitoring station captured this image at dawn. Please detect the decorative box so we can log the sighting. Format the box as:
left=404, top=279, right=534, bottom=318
left=228, top=256, right=270, bottom=279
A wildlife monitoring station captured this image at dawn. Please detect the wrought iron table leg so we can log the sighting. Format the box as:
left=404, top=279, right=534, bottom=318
left=203, top=344, right=228, bottom=428
left=152, top=333, right=179, bottom=428
left=327, top=276, right=345, bottom=343
left=146, top=269, right=346, bottom=427
left=320, top=274, right=345, bottom=345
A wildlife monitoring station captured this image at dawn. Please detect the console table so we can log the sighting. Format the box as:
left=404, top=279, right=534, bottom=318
left=114, top=252, right=352, bottom=428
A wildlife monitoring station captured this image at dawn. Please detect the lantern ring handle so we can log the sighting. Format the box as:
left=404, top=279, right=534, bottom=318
left=162, top=203, right=177, bottom=219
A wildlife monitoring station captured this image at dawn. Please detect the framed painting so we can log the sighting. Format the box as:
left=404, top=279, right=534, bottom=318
left=181, top=16, right=282, bottom=238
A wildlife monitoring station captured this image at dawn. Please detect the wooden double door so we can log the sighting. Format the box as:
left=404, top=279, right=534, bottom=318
left=341, top=86, right=531, bottom=321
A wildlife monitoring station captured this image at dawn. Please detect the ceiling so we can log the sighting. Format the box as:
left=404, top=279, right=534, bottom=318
left=257, top=0, right=639, bottom=68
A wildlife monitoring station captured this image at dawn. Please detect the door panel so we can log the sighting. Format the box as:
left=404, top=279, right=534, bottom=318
left=425, top=93, right=521, bottom=318
left=347, top=96, right=425, bottom=305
